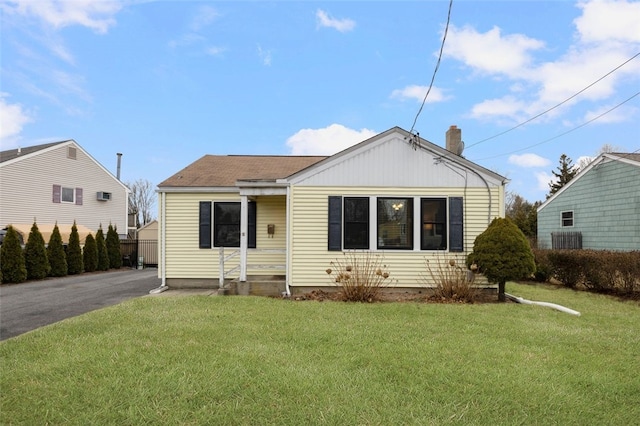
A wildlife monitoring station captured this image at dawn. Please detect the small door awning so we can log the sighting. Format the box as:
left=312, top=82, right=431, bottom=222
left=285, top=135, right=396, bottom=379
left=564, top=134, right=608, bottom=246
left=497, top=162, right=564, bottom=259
left=5, top=223, right=95, bottom=244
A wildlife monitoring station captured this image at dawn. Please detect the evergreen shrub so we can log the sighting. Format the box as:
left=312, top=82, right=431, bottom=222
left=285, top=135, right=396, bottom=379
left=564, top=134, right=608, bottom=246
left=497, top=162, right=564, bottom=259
left=467, top=217, right=535, bottom=301
left=96, top=227, right=109, bottom=271
left=67, top=221, right=84, bottom=275
left=24, top=222, right=49, bottom=280
left=106, top=224, right=122, bottom=269
left=83, top=233, right=98, bottom=273
left=47, top=224, right=68, bottom=277
left=0, top=226, right=27, bottom=284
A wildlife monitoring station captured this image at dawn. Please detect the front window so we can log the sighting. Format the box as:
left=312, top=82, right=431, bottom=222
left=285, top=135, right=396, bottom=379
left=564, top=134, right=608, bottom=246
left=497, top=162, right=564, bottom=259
left=61, top=187, right=75, bottom=203
left=377, top=198, right=413, bottom=249
left=421, top=198, right=447, bottom=250
left=561, top=211, right=574, bottom=227
left=344, top=197, right=369, bottom=249
left=214, top=202, right=240, bottom=247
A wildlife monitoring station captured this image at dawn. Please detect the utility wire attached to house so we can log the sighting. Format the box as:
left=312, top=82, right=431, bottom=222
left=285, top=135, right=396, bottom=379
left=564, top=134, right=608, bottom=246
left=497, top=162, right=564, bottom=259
left=407, top=0, right=453, bottom=149
left=465, top=52, right=640, bottom=150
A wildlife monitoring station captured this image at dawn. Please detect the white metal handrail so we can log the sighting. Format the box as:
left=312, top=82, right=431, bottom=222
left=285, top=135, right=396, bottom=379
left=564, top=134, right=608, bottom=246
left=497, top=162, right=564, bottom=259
left=218, top=247, right=286, bottom=289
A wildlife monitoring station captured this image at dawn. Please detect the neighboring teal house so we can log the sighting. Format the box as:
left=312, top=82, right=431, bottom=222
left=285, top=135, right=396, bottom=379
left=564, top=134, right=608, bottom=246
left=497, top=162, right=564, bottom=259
left=537, top=153, right=640, bottom=251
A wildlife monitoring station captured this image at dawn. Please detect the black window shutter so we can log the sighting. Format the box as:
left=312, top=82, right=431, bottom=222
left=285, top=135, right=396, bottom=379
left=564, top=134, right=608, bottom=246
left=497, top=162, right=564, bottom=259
left=248, top=201, right=256, bottom=249
left=199, top=201, right=212, bottom=248
left=328, top=196, right=342, bottom=251
left=449, top=197, right=464, bottom=252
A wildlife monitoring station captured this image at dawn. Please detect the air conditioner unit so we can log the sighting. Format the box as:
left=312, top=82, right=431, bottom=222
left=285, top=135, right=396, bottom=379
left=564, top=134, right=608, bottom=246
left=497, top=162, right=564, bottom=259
left=97, top=191, right=111, bottom=201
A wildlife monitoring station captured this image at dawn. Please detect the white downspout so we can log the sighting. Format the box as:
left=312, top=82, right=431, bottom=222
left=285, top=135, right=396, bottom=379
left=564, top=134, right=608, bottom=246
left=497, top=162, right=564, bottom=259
left=284, top=185, right=291, bottom=297
left=240, top=195, right=248, bottom=282
left=149, top=191, right=168, bottom=294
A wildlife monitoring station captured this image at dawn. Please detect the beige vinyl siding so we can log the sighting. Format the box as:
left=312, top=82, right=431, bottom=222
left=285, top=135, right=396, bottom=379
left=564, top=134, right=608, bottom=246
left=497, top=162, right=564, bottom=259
left=0, top=143, right=127, bottom=234
left=164, top=193, right=287, bottom=279
left=247, top=195, right=286, bottom=275
left=288, top=186, right=501, bottom=289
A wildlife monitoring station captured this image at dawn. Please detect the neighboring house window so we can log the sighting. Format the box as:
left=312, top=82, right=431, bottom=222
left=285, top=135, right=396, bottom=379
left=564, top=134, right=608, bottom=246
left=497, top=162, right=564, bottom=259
left=421, top=198, right=447, bottom=250
left=378, top=198, right=413, bottom=249
left=52, top=185, right=83, bottom=205
left=344, top=197, right=369, bottom=249
left=327, top=196, right=464, bottom=252
left=561, top=211, right=574, bottom=227
left=198, top=201, right=256, bottom=248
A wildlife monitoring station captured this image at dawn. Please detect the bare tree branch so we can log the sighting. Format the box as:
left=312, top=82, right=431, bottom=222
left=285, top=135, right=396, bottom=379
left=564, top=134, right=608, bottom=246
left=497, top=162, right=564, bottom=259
left=125, top=179, right=156, bottom=228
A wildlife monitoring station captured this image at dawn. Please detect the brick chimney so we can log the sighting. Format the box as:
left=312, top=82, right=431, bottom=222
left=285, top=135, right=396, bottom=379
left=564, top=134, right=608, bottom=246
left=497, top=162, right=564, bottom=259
left=446, top=125, right=463, bottom=156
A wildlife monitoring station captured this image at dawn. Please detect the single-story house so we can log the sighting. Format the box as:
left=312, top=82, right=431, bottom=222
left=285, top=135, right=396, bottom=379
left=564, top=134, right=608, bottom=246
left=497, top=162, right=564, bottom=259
left=157, top=126, right=507, bottom=296
left=537, top=152, right=640, bottom=251
left=0, top=140, right=130, bottom=243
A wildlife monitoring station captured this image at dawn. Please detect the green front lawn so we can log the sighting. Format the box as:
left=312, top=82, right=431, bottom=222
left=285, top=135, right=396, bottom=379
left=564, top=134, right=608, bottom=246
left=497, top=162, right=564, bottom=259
left=1, top=282, right=638, bottom=425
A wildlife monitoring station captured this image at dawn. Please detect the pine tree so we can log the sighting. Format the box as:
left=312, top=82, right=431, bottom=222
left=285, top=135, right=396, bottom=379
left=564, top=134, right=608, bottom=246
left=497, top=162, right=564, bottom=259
left=106, top=224, right=122, bottom=269
left=47, top=224, right=68, bottom=277
left=83, top=233, right=98, bottom=273
left=96, top=226, right=110, bottom=271
left=67, top=221, right=84, bottom=275
left=0, top=226, right=27, bottom=283
left=548, top=154, right=578, bottom=197
left=467, top=217, right=535, bottom=302
left=24, top=221, right=49, bottom=280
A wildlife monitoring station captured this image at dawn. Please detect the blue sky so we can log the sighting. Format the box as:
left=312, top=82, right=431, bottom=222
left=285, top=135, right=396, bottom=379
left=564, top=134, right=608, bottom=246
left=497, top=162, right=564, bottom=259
left=1, top=0, right=639, bottom=203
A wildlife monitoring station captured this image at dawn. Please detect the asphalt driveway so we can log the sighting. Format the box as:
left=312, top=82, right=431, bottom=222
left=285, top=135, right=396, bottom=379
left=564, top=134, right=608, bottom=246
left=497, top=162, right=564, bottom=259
left=0, top=268, right=161, bottom=340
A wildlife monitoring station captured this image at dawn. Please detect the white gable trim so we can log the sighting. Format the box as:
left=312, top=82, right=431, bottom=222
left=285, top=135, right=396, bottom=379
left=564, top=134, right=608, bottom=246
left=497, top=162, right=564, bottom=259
left=283, top=127, right=506, bottom=187
left=1, top=140, right=130, bottom=194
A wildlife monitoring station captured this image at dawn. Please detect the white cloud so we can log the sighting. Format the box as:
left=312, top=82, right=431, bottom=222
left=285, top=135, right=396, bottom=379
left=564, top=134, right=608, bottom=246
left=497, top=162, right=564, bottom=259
left=0, top=94, right=32, bottom=147
left=4, top=0, right=122, bottom=34
left=316, top=9, right=355, bottom=33
left=445, top=25, right=544, bottom=77
left=575, top=0, right=640, bottom=44
left=257, top=45, right=272, bottom=66
left=205, top=46, right=226, bottom=56
left=390, top=85, right=449, bottom=103
left=286, top=124, right=376, bottom=155
left=534, top=171, right=554, bottom=191
left=168, top=33, right=206, bottom=49
left=508, top=153, right=551, bottom=168
left=470, top=96, right=528, bottom=122
left=444, top=0, right=640, bottom=125
left=582, top=103, right=637, bottom=124
left=190, top=5, right=219, bottom=31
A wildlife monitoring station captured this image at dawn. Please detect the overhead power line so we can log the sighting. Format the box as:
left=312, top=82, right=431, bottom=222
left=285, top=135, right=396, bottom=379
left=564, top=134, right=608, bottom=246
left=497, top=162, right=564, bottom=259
left=408, top=0, right=453, bottom=136
left=465, top=52, right=640, bottom=150
left=471, top=91, right=640, bottom=161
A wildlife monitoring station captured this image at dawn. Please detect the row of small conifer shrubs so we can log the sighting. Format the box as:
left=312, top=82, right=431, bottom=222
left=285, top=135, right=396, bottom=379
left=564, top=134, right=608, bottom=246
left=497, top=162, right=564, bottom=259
left=0, top=222, right=123, bottom=284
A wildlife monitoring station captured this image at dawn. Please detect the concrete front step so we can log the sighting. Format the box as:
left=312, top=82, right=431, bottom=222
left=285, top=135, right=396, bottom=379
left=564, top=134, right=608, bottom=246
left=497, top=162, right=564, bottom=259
left=229, top=275, right=286, bottom=297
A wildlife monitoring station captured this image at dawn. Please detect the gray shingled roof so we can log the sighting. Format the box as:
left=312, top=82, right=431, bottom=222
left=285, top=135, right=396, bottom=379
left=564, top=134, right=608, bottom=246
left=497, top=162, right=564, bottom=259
left=158, top=155, right=328, bottom=187
left=610, top=152, right=640, bottom=163
left=0, top=141, right=68, bottom=163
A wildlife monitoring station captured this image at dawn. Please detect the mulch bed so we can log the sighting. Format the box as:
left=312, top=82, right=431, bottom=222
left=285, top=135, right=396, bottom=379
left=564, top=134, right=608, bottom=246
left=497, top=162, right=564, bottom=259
left=288, top=289, right=507, bottom=304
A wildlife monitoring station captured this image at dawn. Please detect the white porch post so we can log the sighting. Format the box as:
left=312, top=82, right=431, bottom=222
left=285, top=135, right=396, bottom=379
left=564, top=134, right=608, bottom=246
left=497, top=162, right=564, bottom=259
left=240, top=195, right=248, bottom=282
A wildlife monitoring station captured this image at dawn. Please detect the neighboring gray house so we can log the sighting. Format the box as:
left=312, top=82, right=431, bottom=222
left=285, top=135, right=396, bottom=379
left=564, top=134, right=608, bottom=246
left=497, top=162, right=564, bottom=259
left=537, top=152, right=640, bottom=251
left=0, top=140, right=130, bottom=243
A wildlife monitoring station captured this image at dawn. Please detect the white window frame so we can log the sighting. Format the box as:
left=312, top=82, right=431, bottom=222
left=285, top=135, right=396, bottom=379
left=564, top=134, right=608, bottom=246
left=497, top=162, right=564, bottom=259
left=61, top=186, right=75, bottom=203
left=561, top=210, right=574, bottom=227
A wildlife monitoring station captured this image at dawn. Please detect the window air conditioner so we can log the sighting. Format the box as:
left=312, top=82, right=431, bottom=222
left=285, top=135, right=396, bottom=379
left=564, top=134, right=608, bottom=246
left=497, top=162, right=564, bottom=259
left=97, top=191, right=111, bottom=201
